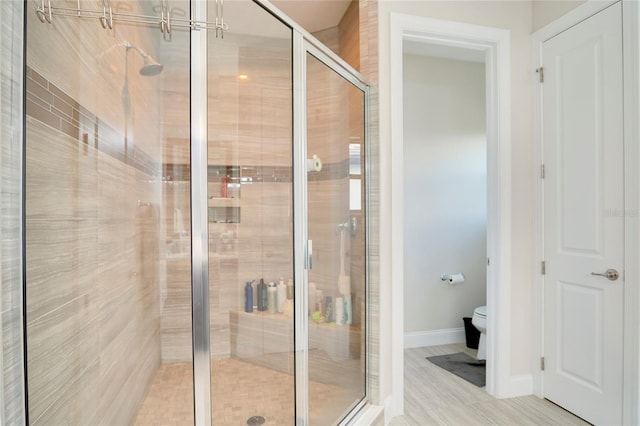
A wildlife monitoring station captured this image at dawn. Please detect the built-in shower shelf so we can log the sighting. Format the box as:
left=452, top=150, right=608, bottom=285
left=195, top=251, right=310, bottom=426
left=208, top=197, right=241, bottom=208
left=210, top=253, right=237, bottom=259
left=208, top=197, right=240, bottom=223
left=230, top=309, right=360, bottom=362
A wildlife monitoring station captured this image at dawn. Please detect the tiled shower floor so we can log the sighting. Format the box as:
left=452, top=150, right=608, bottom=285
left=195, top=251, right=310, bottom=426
left=133, top=358, right=356, bottom=425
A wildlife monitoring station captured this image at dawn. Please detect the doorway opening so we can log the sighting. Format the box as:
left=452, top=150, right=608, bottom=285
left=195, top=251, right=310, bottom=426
left=401, top=43, right=489, bottom=414
left=402, top=41, right=488, bottom=360
left=388, top=13, right=512, bottom=417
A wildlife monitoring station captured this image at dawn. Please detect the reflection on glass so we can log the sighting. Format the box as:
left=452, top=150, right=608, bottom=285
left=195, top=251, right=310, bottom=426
left=25, top=0, right=194, bottom=423
left=23, top=0, right=366, bottom=423
left=349, top=143, right=362, bottom=175
left=207, top=2, right=295, bottom=425
left=307, top=53, right=367, bottom=424
left=349, top=143, right=363, bottom=210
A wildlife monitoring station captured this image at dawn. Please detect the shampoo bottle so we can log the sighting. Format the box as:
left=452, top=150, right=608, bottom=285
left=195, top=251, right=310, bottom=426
left=344, top=294, right=352, bottom=325
left=221, top=176, right=228, bottom=198
left=267, top=282, right=277, bottom=313
left=257, top=278, right=267, bottom=311
left=252, top=280, right=258, bottom=311
left=286, top=278, right=294, bottom=300
left=277, top=278, right=287, bottom=313
left=325, top=296, right=334, bottom=322
left=244, top=281, right=253, bottom=313
left=309, top=282, right=317, bottom=316
left=316, top=290, right=324, bottom=313
left=335, top=296, right=344, bottom=325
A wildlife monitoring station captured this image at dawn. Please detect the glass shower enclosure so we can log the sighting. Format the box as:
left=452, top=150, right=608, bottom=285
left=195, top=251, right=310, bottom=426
left=23, top=0, right=368, bottom=424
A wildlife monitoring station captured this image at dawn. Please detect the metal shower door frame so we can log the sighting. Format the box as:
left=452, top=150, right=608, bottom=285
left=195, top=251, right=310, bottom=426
left=292, top=38, right=371, bottom=426
left=190, top=1, right=211, bottom=425
left=189, top=1, right=371, bottom=424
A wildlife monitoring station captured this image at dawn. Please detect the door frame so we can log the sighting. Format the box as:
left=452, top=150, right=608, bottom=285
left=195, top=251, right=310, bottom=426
left=388, top=13, right=513, bottom=417
left=531, top=1, right=640, bottom=423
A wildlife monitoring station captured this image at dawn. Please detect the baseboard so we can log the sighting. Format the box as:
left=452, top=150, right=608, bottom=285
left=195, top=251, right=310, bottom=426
left=383, top=395, right=396, bottom=425
left=347, top=404, right=384, bottom=425
left=404, top=328, right=466, bottom=348
left=504, top=374, right=533, bottom=397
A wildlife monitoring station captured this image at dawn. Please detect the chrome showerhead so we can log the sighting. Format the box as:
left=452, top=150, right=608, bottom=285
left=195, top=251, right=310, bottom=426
left=122, top=42, right=163, bottom=77
left=139, top=54, right=164, bottom=76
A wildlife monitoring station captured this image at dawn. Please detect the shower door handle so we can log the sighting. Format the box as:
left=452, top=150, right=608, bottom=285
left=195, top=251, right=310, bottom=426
left=306, top=240, right=313, bottom=270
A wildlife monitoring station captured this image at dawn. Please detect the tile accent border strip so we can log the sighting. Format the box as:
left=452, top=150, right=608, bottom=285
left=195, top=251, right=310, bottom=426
left=163, top=159, right=351, bottom=183
left=26, top=65, right=352, bottom=183
left=25, top=66, right=159, bottom=176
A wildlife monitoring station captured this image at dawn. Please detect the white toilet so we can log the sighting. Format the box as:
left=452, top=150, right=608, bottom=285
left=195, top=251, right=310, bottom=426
left=472, top=305, right=487, bottom=361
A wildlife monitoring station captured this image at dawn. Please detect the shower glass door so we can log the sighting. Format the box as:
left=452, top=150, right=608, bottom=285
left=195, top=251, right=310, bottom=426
left=305, top=47, right=367, bottom=424
left=23, top=0, right=367, bottom=424
left=206, top=2, right=295, bottom=424
left=24, top=0, right=194, bottom=424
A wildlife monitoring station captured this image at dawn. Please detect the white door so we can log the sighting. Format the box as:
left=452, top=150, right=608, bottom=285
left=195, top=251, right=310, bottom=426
left=542, top=3, right=624, bottom=425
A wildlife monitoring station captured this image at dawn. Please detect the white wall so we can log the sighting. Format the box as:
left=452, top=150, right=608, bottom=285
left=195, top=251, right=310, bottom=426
left=378, top=2, right=533, bottom=408
left=532, top=0, right=586, bottom=31
left=403, top=54, right=487, bottom=334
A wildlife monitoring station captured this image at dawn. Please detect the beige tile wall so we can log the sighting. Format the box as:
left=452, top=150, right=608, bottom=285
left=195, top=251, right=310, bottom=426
left=26, top=1, right=163, bottom=163
left=340, top=0, right=361, bottom=71
left=25, top=2, right=169, bottom=423
left=157, top=29, right=297, bottom=363
left=313, top=0, right=360, bottom=72
left=314, top=26, right=341, bottom=54
left=157, top=27, right=368, bottom=398
left=25, top=115, right=163, bottom=425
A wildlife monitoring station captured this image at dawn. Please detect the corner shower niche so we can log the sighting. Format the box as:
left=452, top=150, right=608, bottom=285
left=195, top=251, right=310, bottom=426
left=161, top=157, right=297, bottom=362
left=208, top=165, right=241, bottom=225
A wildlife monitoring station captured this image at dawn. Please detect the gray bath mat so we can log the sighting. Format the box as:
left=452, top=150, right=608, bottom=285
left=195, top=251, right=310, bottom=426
left=426, top=352, right=485, bottom=387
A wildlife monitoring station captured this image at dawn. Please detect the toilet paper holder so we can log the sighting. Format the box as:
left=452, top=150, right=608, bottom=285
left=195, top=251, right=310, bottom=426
left=440, top=273, right=465, bottom=281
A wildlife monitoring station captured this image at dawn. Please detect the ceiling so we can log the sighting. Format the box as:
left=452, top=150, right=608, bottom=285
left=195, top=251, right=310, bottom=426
left=270, top=0, right=353, bottom=33
left=404, top=40, right=486, bottom=63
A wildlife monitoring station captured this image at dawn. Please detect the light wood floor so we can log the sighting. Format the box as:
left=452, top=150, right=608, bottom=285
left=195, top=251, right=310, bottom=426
left=390, top=344, right=590, bottom=426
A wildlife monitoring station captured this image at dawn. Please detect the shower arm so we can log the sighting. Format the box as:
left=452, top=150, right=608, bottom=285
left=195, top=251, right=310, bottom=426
left=97, top=41, right=151, bottom=64
left=124, top=42, right=150, bottom=62
left=96, top=40, right=163, bottom=79
left=110, top=42, right=154, bottom=68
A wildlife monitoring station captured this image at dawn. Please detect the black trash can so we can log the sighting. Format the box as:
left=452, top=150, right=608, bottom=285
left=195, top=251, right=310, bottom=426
left=463, top=317, right=480, bottom=349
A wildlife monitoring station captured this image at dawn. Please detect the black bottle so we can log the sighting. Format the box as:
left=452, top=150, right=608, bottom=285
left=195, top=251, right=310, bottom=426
left=257, top=278, right=268, bottom=311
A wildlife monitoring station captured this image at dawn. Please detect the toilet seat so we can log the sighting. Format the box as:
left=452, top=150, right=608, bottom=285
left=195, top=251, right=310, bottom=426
left=473, top=305, right=487, bottom=318
left=472, top=305, right=487, bottom=361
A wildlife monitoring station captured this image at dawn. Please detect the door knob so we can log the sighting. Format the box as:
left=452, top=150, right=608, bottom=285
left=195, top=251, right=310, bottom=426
left=591, top=269, right=619, bottom=281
